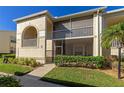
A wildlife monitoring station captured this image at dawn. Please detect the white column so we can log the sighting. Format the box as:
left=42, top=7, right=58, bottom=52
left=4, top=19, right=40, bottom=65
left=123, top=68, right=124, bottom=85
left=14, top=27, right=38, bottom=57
left=93, top=13, right=99, bottom=56
left=93, top=13, right=103, bottom=56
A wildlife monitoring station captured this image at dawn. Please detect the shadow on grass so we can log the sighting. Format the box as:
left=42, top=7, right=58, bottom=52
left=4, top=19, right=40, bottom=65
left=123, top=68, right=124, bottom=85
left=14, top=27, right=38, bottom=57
left=41, top=77, right=96, bottom=87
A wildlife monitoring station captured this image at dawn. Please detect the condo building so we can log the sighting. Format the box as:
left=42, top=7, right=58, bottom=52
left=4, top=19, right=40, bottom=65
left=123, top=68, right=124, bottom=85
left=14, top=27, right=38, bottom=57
left=14, top=7, right=124, bottom=63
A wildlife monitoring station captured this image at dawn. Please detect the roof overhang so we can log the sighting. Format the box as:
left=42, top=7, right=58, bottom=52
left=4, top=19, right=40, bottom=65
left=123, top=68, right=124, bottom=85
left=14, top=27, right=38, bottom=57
left=13, top=7, right=107, bottom=23
left=103, top=8, right=124, bottom=26
left=103, top=8, right=124, bottom=16
left=13, top=10, right=53, bottom=22
left=54, top=6, right=107, bottom=22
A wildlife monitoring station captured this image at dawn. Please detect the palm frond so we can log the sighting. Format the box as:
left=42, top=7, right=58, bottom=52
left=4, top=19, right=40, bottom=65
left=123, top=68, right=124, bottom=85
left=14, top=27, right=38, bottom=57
left=102, top=22, right=124, bottom=49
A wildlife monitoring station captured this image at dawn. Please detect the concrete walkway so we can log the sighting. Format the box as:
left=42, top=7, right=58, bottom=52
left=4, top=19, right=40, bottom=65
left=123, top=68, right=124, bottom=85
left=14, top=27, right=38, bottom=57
left=16, top=63, right=64, bottom=87
left=28, top=63, right=55, bottom=78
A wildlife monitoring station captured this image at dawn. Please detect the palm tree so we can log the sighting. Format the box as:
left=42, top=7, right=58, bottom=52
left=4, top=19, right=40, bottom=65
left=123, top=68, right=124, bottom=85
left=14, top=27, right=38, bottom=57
left=102, top=22, right=124, bottom=79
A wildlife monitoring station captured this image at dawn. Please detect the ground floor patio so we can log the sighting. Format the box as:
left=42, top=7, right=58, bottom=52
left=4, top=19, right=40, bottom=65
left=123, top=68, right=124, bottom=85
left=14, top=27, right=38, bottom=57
left=54, top=38, right=93, bottom=56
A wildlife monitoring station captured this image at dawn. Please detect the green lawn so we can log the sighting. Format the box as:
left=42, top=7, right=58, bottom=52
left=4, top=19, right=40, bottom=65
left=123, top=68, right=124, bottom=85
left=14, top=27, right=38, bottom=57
left=0, top=57, right=33, bottom=76
left=0, top=64, right=33, bottom=76
left=0, top=58, right=3, bottom=63
left=41, top=67, right=124, bottom=87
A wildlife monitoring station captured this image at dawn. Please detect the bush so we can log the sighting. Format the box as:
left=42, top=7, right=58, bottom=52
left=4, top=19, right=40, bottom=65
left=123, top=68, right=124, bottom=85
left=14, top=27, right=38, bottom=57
left=8, top=57, right=41, bottom=67
left=13, top=58, right=18, bottom=64
left=8, top=58, right=14, bottom=64
left=104, top=55, right=118, bottom=69
left=105, top=55, right=118, bottom=62
left=54, top=55, right=106, bottom=69
left=0, top=75, right=20, bottom=87
left=29, top=58, right=38, bottom=67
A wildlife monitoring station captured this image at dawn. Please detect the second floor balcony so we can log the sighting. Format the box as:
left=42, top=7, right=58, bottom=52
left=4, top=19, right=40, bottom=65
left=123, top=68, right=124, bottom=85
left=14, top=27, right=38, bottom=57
left=53, top=26, right=93, bottom=39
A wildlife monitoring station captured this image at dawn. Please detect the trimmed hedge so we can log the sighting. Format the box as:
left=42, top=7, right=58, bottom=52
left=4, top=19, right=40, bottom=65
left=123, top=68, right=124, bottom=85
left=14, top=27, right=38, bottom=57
left=54, top=55, right=106, bottom=68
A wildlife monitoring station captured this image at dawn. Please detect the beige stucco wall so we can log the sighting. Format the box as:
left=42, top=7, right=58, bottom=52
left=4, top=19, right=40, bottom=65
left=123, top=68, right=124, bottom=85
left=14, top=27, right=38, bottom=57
left=16, top=15, right=47, bottom=64
left=0, top=31, right=16, bottom=53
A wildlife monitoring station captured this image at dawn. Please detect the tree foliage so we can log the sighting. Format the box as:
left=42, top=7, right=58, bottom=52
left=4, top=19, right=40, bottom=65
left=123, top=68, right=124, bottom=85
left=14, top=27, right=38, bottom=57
left=102, top=22, right=124, bottom=49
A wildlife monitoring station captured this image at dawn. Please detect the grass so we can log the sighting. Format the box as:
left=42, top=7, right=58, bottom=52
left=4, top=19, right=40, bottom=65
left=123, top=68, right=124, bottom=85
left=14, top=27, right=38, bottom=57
left=0, top=55, right=33, bottom=76
left=0, top=64, right=33, bottom=76
left=41, top=67, right=124, bottom=87
left=0, top=57, right=33, bottom=76
left=0, top=58, right=3, bottom=63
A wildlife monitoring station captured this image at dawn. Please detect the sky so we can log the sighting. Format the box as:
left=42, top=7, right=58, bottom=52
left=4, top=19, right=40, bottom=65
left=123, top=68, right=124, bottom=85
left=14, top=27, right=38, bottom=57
left=0, top=6, right=124, bottom=31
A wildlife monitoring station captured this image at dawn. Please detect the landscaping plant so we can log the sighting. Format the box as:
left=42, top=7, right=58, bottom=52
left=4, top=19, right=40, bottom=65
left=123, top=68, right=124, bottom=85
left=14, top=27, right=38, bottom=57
left=102, top=22, right=124, bottom=79
left=0, top=75, right=20, bottom=87
left=54, top=55, right=106, bottom=69
left=8, top=57, right=41, bottom=67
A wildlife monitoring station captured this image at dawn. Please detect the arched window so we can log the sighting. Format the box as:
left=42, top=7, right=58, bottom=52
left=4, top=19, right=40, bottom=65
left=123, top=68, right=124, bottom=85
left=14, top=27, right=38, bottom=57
left=22, top=26, right=37, bottom=47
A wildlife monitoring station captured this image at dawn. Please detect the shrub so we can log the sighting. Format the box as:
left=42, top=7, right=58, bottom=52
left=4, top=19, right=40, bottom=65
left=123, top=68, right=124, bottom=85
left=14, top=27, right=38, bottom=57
left=8, top=58, right=14, bottom=64
left=105, top=55, right=118, bottom=62
left=29, top=58, right=38, bottom=67
left=13, top=58, right=18, bottom=64
left=0, top=54, right=15, bottom=63
left=8, top=57, right=41, bottom=67
left=17, top=58, right=24, bottom=65
left=54, top=55, right=106, bottom=69
left=104, top=55, right=118, bottom=69
left=23, top=58, right=30, bottom=66
left=0, top=75, right=20, bottom=87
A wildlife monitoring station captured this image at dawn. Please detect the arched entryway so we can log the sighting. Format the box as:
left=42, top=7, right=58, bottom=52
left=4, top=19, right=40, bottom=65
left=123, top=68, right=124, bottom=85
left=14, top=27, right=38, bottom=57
left=22, top=26, right=37, bottom=47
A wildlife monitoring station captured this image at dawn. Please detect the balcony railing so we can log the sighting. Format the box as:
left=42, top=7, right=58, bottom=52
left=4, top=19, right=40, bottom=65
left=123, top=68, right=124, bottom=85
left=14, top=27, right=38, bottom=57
left=22, top=39, right=37, bottom=47
left=53, top=27, right=93, bottom=39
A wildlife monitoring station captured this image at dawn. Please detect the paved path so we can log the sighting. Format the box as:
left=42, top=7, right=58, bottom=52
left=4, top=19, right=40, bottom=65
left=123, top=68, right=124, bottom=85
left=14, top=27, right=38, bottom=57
left=16, top=63, right=64, bottom=87
left=16, top=75, right=63, bottom=87
left=28, top=63, right=55, bottom=78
